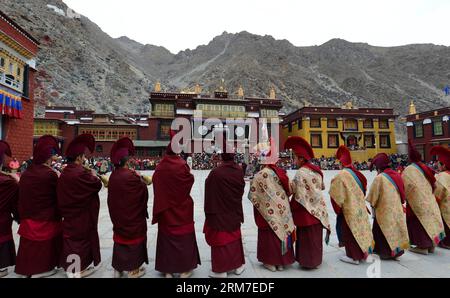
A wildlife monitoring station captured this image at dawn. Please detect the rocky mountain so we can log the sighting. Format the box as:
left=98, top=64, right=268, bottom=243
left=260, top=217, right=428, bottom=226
left=2, top=0, right=450, bottom=137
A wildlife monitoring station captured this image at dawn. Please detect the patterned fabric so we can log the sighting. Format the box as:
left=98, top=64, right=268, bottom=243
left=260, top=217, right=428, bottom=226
left=248, top=167, right=295, bottom=251
left=434, top=171, right=450, bottom=228
left=402, top=165, right=445, bottom=244
left=291, top=167, right=330, bottom=231
left=329, top=170, right=373, bottom=254
left=366, top=174, right=410, bottom=255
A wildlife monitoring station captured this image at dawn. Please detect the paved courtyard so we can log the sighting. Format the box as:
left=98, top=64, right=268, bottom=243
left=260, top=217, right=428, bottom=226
left=5, top=170, right=450, bottom=278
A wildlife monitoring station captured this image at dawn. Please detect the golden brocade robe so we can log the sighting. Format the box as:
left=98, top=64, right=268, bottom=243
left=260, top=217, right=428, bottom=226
left=402, top=164, right=445, bottom=243
left=434, top=171, right=450, bottom=228
left=291, top=167, right=330, bottom=231
left=366, top=173, right=410, bottom=254
left=329, top=169, right=373, bottom=254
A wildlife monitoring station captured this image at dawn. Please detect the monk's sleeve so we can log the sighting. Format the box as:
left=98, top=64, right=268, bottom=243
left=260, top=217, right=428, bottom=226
left=8, top=179, right=20, bottom=223
left=128, top=173, right=149, bottom=218
left=366, top=175, right=381, bottom=208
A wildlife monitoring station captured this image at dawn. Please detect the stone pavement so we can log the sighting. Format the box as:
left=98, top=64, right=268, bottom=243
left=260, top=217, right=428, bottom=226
left=5, top=170, right=450, bottom=278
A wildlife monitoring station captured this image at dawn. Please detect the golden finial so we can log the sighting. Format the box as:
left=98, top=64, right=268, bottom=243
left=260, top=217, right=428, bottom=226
left=409, top=100, right=417, bottom=115
left=194, top=83, right=202, bottom=94
left=269, top=86, right=276, bottom=99
left=237, top=85, right=244, bottom=97
left=218, top=79, right=227, bottom=92
left=154, top=81, right=161, bottom=92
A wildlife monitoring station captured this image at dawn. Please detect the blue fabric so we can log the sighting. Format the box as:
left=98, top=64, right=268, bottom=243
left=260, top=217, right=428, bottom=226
left=381, top=172, right=400, bottom=195
left=344, top=168, right=364, bottom=194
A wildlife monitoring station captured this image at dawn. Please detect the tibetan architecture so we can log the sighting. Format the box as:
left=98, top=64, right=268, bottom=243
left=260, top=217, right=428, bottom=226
left=148, top=82, right=283, bottom=154
left=0, top=10, right=39, bottom=162
left=406, top=102, right=450, bottom=161
left=281, top=102, right=398, bottom=161
left=35, top=106, right=165, bottom=158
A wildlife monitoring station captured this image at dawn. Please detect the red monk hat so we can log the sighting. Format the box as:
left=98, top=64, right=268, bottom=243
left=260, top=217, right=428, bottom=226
left=65, top=134, right=95, bottom=159
left=430, top=146, right=450, bottom=169
left=110, top=137, right=135, bottom=166
left=284, top=136, right=314, bottom=161
left=336, top=145, right=352, bottom=167
left=33, top=135, right=61, bottom=164
left=369, top=153, right=390, bottom=171
left=408, top=139, right=422, bottom=162
left=0, top=140, right=12, bottom=165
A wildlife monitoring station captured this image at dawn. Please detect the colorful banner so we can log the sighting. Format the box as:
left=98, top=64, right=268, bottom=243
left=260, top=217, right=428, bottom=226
left=0, top=90, right=23, bottom=119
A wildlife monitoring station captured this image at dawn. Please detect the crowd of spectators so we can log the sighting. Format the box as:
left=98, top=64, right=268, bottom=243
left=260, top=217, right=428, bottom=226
left=11, top=151, right=416, bottom=176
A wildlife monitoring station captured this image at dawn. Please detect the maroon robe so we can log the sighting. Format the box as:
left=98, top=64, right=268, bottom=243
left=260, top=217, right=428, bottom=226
left=57, top=164, right=102, bottom=272
left=406, top=162, right=436, bottom=249
left=291, top=163, right=326, bottom=269
left=15, top=164, right=62, bottom=276
left=442, top=221, right=450, bottom=247
left=204, top=160, right=245, bottom=273
left=372, top=169, right=405, bottom=259
left=152, top=155, right=200, bottom=274
left=107, top=168, right=149, bottom=272
left=254, top=207, right=295, bottom=266
left=331, top=166, right=368, bottom=261
left=0, top=174, right=19, bottom=269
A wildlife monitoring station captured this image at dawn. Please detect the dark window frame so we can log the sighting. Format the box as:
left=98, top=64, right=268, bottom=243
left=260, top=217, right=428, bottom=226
left=344, top=118, right=358, bottom=131
left=310, top=133, right=323, bottom=148
left=379, top=134, right=391, bottom=148
left=432, top=120, right=444, bottom=137
left=414, top=122, right=424, bottom=138
left=327, top=118, right=338, bottom=128
left=363, top=119, right=374, bottom=129
left=310, top=118, right=321, bottom=128
left=379, top=119, right=389, bottom=129
left=364, top=134, right=376, bottom=148
left=297, top=119, right=302, bottom=129
left=327, top=133, right=339, bottom=148
left=288, top=123, right=292, bottom=133
left=158, top=120, right=171, bottom=140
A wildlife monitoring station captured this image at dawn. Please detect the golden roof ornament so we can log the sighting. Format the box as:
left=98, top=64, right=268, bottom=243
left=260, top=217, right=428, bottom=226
left=217, top=79, right=227, bottom=92
left=269, top=86, right=276, bottom=99
left=409, top=100, right=417, bottom=115
left=237, top=85, right=244, bottom=97
left=194, top=83, right=202, bottom=94
left=342, top=101, right=355, bottom=109
left=154, top=81, right=161, bottom=92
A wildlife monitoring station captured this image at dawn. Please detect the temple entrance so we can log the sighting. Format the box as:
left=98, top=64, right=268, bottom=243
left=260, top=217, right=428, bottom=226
left=341, top=133, right=362, bottom=150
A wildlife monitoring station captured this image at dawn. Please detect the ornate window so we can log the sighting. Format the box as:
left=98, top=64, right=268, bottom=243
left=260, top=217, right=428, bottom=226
left=414, top=122, right=424, bottom=138
left=433, top=120, right=443, bottom=136
left=328, top=134, right=339, bottom=148
left=327, top=118, right=338, bottom=128
left=379, top=135, right=391, bottom=148
left=363, top=119, right=373, bottom=128
left=310, top=133, right=322, bottom=148
left=344, top=119, right=358, bottom=131
left=153, top=103, right=174, bottom=117
left=364, top=135, right=375, bottom=148
left=379, top=119, right=389, bottom=129
left=310, top=118, right=321, bottom=128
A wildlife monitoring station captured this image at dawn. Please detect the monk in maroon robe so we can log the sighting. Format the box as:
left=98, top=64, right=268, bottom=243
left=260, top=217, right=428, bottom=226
left=152, top=132, right=200, bottom=278
left=404, top=140, right=444, bottom=255
left=204, top=147, right=245, bottom=278
left=285, top=137, right=331, bottom=269
left=57, top=134, right=102, bottom=278
left=368, top=153, right=408, bottom=260
left=332, top=146, right=369, bottom=264
left=15, top=135, right=62, bottom=278
left=0, top=141, right=19, bottom=278
left=108, top=137, right=149, bottom=278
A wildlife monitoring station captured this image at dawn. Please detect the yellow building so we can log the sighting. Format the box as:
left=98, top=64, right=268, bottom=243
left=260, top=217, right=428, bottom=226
left=281, top=102, right=398, bottom=162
